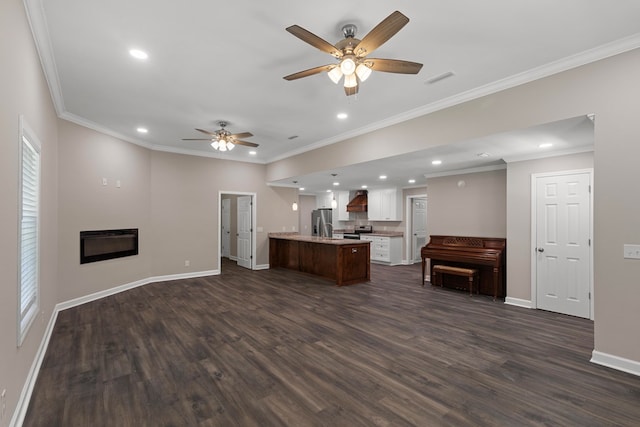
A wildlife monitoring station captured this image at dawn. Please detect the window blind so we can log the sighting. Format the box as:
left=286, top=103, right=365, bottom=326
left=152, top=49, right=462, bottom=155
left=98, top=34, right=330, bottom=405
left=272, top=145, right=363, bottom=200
left=18, top=123, right=40, bottom=345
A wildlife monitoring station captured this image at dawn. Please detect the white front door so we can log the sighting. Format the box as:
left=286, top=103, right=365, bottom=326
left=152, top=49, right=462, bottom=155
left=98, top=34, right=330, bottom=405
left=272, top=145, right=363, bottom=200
left=535, top=171, right=591, bottom=318
left=221, top=198, right=230, bottom=258
left=411, top=198, right=427, bottom=262
left=237, top=196, right=252, bottom=269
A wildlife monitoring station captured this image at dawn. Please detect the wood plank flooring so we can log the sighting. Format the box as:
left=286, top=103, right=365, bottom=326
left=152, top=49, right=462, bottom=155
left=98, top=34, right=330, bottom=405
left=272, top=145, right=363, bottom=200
left=23, top=259, right=640, bottom=426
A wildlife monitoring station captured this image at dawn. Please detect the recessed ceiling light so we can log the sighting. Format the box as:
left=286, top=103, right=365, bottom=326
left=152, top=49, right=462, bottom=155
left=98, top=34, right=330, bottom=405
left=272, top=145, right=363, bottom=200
left=326, top=189, right=331, bottom=193
left=136, top=127, right=148, bottom=134
left=299, top=187, right=305, bottom=191
left=432, top=160, right=442, bottom=165
left=333, top=182, right=339, bottom=186
left=249, top=151, right=257, bottom=155
left=361, top=185, right=368, bottom=189
left=408, top=179, right=416, bottom=184
left=477, top=152, right=490, bottom=158
left=539, top=143, right=553, bottom=148
left=379, top=175, right=387, bottom=180
left=129, top=49, right=148, bottom=60
left=337, top=113, right=348, bottom=120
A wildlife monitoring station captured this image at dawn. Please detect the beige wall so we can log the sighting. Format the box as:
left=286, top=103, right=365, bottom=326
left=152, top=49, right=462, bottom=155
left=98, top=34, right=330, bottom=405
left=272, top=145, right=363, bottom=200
left=298, top=195, right=316, bottom=235
left=426, top=170, right=507, bottom=238
left=0, top=0, right=60, bottom=421
left=420, top=170, right=505, bottom=276
left=506, top=152, right=594, bottom=301
left=268, top=49, right=640, bottom=363
left=3, top=0, right=640, bottom=420
left=58, top=121, right=152, bottom=302
left=57, top=134, right=298, bottom=298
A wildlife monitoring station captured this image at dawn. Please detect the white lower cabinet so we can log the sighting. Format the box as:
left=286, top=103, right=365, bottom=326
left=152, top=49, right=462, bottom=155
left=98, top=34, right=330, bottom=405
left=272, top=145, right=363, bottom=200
left=360, top=235, right=402, bottom=265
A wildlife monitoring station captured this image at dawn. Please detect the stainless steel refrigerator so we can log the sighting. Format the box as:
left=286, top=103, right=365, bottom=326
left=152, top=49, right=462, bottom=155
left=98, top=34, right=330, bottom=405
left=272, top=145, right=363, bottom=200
left=311, top=208, right=333, bottom=237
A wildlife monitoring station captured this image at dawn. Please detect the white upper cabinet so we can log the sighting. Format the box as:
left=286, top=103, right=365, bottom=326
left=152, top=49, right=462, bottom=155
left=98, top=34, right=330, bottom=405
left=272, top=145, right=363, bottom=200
left=335, top=191, right=350, bottom=221
left=316, top=192, right=333, bottom=209
left=368, top=188, right=402, bottom=221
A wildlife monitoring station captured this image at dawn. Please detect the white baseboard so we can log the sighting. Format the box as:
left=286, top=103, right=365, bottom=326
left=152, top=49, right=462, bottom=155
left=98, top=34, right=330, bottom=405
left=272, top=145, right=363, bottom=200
left=504, top=297, right=533, bottom=309
left=254, top=264, right=269, bottom=270
left=57, top=269, right=219, bottom=312
left=10, top=268, right=220, bottom=426
left=591, top=350, right=640, bottom=377
left=10, top=306, right=60, bottom=427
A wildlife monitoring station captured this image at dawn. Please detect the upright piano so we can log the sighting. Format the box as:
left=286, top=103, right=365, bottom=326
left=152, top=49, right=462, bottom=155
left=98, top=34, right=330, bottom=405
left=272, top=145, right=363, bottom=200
left=421, top=235, right=506, bottom=299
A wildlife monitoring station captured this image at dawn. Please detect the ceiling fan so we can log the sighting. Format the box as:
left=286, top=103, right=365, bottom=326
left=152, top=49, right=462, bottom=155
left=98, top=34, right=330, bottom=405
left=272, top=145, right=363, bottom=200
left=284, top=10, right=423, bottom=96
left=182, top=121, right=258, bottom=152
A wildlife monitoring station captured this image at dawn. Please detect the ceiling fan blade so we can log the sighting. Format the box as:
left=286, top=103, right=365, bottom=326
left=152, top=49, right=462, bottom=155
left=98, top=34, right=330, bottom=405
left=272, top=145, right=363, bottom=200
left=229, top=132, right=253, bottom=139
left=195, top=128, right=217, bottom=136
left=367, top=58, right=423, bottom=74
left=182, top=138, right=213, bottom=141
left=286, top=25, right=342, bottom=58
left=344, top=84, right=359, bottom=97
left=284, top=64, right=334, bottom=81
left=233, top=140, right=259, bottom=148
left=355, top=11, right=409, bottom=57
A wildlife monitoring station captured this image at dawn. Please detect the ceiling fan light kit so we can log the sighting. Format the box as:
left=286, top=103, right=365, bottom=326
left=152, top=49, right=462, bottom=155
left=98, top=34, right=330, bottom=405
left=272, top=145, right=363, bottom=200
left=284, top=11, right=423, bottom=96
left=182, top=120, right=258, bottom=152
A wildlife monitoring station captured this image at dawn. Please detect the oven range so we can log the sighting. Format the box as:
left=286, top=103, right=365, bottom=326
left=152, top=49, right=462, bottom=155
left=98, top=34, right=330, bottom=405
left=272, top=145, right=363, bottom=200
left=342, top=225, right=373, bottom=240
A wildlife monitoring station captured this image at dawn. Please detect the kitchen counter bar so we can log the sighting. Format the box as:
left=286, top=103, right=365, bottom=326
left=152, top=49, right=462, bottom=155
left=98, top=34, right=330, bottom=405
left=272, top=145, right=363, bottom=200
left=268, top=233, right=363, bottom=245
left=269, top=233, right=370, bottom=286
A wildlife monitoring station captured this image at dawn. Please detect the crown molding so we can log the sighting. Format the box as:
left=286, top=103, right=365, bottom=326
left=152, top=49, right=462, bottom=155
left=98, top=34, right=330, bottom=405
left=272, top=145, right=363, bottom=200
left=23, top=0, right=65, bottom=116
left=266, top=33, right=640, bottom=163
left=502, top=146, right=594, bottom=163
left=59, top=112, right=266, bottom=164
left=24, top=0, right=640, bottom=164
left=423, top=164, right=507, bottom=179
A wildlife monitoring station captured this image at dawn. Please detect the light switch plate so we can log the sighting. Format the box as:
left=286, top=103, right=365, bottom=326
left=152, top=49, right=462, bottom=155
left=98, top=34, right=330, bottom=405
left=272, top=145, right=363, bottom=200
left=623, top=244, right=640, bottom=259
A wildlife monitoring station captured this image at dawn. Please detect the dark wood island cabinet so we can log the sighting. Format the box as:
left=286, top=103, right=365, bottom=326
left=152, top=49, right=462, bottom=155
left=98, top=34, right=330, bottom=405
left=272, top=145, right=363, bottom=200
left=269, top=234, right=370, bottom=286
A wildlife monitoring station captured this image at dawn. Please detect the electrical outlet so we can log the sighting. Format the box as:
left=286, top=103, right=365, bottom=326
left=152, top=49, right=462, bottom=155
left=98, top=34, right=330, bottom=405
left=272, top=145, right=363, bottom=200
left=102, top=177, right=107, bottom=186
left=623, top=244, right=640, bottom=259
left=184, top=260, right=190, bottom=267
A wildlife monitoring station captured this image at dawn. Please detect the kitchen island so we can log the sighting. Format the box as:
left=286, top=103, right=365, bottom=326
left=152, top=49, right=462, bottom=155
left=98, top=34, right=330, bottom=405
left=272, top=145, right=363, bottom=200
left=269, top=234, right=370, bottom=286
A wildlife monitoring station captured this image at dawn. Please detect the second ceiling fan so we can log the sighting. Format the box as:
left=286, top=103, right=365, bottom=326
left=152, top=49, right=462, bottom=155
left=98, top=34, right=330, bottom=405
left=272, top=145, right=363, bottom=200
left=284, top=10, right=423, bottom=96
left=182, top=121, right=258, bottom=152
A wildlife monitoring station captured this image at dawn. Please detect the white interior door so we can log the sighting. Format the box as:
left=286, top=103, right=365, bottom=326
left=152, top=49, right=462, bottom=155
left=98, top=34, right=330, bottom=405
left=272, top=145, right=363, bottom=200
left=535, top=172, right=591, bottom=318
left=236, top=196, right=252, bottom=269
left=221, top=198, right=230, bottom=258
left=411, top=198, right=427, bottom=262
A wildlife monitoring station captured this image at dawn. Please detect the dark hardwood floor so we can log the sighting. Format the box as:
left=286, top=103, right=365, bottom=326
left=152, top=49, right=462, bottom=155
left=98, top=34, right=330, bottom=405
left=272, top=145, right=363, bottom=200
left=24, top=259, right=640, bottom=426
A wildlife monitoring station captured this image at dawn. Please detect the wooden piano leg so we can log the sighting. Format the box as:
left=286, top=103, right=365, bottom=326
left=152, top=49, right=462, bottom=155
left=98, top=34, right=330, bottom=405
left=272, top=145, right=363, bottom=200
left=421, top=257, right=425, bottom=286
left=493, top=267, right=499, bottom=301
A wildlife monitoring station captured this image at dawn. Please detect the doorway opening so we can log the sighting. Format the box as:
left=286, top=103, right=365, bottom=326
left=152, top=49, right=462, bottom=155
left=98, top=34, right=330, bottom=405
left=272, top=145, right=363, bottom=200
left=405, top=194, right=427, bottom=264
left=219, top=192, right=256, bottom=272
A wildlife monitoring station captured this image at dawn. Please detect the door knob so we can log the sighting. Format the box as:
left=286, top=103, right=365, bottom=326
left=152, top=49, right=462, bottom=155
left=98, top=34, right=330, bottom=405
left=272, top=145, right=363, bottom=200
left=537, top=248, right=544, bottom=253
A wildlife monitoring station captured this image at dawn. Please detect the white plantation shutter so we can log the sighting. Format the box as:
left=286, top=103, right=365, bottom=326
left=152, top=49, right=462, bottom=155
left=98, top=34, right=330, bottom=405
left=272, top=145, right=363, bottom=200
left=18, top=118, right=41, bottom=345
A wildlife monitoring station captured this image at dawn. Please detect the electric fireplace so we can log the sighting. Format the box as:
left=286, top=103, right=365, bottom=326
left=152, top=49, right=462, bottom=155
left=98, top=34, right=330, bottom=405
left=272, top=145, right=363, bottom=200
left=80, top=228, right=138, bottom=264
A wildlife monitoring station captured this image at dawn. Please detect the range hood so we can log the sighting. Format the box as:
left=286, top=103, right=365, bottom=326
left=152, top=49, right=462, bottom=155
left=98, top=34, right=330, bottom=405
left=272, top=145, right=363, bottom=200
left=346, top=190, right=368, bottom=213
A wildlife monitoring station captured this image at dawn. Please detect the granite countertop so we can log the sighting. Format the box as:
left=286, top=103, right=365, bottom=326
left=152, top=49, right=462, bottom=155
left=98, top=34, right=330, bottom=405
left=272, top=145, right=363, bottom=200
left=369, top=232, right=404, bottom=237
left=268, top=233, right=370, bottom=245
left=333, top=229, right=403, bottom=237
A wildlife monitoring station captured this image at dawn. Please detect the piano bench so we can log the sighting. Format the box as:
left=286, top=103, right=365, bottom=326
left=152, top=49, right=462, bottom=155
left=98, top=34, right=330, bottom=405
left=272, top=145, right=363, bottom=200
left=432, top=265, right=479, bottom=296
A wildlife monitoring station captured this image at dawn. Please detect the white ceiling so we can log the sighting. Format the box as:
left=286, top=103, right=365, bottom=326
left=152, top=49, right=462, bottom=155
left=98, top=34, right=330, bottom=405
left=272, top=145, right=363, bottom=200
left=27, top=0, right=640, bottom=193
